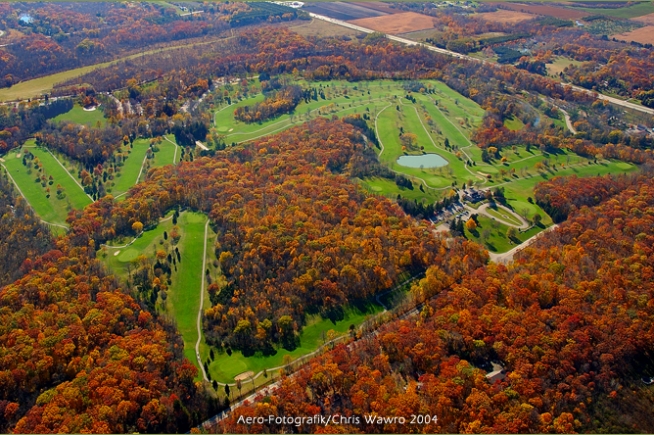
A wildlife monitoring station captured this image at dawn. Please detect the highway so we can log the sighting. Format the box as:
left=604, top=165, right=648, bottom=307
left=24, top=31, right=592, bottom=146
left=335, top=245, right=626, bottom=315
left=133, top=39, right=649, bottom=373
left=307, top=12, right=654, bottom=117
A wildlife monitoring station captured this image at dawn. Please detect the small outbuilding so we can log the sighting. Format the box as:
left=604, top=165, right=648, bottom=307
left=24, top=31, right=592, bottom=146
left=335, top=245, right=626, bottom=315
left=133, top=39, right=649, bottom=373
left=486, top=362, right=506, bottom=383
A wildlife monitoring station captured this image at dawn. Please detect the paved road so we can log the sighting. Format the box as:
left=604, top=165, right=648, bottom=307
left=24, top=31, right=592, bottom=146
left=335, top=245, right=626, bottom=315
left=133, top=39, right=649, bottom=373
left=466, top=203, right=529, bottom=230
left=196, top=219, right=210, bottom=382
left=488, top=224, right=559, bottom=264
left=308, top=13, right=654, bottom=116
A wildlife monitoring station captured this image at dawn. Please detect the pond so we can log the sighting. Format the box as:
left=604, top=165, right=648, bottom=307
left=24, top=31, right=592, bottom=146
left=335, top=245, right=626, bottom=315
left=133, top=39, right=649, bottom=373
left=397, top=153, right=448, bottom=168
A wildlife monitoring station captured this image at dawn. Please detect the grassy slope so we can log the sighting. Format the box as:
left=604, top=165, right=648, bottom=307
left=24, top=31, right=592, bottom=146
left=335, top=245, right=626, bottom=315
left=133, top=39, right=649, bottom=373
left=207, top=302, right=383, bottom=383
left=167, top=212, right=210, bottom=370
left=2, top=143, right=91, bottom=225
left=53, top=105, right=106, bottom=127
left=109, top=139, right=151, bottom=196
left=151, top=136, right=179, bottom=168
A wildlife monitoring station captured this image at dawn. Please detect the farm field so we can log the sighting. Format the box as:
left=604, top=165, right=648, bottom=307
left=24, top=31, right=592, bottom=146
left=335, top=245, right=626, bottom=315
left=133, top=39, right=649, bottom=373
left=303, top=2, right=386, bottom=21
left=0, top=36, right=234, bottom=102
left=349, top=1, right=401, bottom=15
left=52, top=104, right=107, bottom=127
left=476, top=10, right=537, bottom=23
left=288, top=18, right=364, bottom=38
left=569, top=2, right=654, bottom=19
left=348, top=12, right=437, bottom=34
left=635, top=12, right=654, bottom=25
left=546, top=56, right=585, bottom=77
left=1, top=141, right=91, bottom=226
left=492, top=2, right=590, bottom=19
left=615, top=26, right=654, bottom=44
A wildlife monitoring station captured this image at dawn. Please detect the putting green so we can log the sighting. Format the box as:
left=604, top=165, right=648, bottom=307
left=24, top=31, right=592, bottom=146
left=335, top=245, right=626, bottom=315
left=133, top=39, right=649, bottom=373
left=616, top=162, right=632, bottom=169
left=217, top=126, right=229, bottom=133
left=118, top=248, right=139, bottom=262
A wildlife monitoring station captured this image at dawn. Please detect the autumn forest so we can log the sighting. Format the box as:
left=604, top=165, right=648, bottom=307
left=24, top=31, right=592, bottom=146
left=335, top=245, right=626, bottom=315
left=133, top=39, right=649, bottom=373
left=1, top=1, right=654, bottom=434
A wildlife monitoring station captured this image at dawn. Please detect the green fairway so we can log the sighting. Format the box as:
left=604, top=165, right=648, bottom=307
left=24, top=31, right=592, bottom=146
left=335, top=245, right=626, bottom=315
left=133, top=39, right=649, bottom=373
left=53, top=104, right=106, bottom=127
left=101, top=213, right=176, bottom=279
left=151, top=135, right=179, bottom=168
left=2, top=142, right=91, bottom=226
left=100, top=211, right=212, bottom=376
left=109, top=139, right=151, bottom=197
left=207, top=301, right=383, bottom=383
left=166, top=212, right=210, bottom=371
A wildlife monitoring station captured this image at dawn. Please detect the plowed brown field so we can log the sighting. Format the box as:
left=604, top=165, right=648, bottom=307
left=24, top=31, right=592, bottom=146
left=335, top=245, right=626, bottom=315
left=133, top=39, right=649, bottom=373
left=348, top=11, right=437, bottom=34
left=616, top=26, right=654, bottom=44
left=491, top=2, right=589, bottom=19
left=477, top=10, right=537, bottom=23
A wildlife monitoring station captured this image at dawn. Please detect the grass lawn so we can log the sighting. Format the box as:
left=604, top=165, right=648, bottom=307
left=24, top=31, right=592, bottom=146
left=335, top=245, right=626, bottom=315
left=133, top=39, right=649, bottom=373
left=108, top=139, right=151, bottom=197
left=504, top=115, right=525, bottom=131
left=2, top=142, right=91, bottom=226
left=151, top=135, right=179, bottom=168
left=360, top=176, right=443, bottom=202
left=53, top=104, right=106, bottom=127
left=546, top=57, right=585, bottom=77
left=459, top=157, right=639, bottom=253
left=207, top=301, right=384, bottom=383
left=485, top=204, right=523, bottom=226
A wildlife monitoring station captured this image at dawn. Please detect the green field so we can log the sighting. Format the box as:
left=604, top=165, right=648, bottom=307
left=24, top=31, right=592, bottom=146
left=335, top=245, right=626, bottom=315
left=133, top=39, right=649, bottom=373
left=570, top=2, right=654, bottom=18
left=166, top=213, right=211, bottom=370
left=484, top=205, right=524, bottom=226
left=1, top=142, right=92, bottom=226
left=206, top=302, right=383, bottom=383
left=504, top=115, right=525, bottom=131
left=109, top=139, right=152, bottom=197
left=101, top=211, right=213, bottom=376
left=546, top=57, right=585, bottom=77
left=53, top=104, right=107, bottom=127
left=151, top=135, right=179, bottom=168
